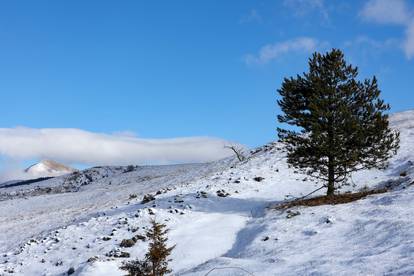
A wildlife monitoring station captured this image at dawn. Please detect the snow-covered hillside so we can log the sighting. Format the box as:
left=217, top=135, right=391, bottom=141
left=1, top=111, right=414, bottom=275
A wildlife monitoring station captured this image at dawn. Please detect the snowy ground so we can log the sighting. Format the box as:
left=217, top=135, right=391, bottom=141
left=1, top=111, right=414, bottom=275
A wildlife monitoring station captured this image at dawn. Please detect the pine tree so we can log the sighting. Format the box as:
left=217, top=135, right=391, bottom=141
left=145, top=219, right=175, bottom=276
left=277, top=49, right=400, bottom=196
left=121, top=219, right=175, bottom=276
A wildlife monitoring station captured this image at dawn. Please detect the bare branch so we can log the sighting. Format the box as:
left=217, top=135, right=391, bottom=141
left=225, top=145, right=246, bottom=162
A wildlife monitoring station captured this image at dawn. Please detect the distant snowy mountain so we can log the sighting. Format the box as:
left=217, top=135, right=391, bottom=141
left=24, top=160, right=76, bottom=178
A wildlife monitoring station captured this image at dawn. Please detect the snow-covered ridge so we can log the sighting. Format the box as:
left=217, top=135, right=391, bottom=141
left=0, top=111, right=414, bottom=275
left=390, top=110, right=414, bottom=129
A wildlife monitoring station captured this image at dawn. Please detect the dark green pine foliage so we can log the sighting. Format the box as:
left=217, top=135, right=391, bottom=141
left=145, top=219, right=175, bottom=276
left=277, top=49, right=400, bottom=196
left=121, top=219, right=175, bottom=276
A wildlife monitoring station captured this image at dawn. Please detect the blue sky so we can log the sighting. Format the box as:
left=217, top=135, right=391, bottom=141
left=0, top=0, right=413, bottom=169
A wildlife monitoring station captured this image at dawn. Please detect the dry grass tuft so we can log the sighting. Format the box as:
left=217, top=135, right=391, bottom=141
left=273, top=188, right=388, bottom=210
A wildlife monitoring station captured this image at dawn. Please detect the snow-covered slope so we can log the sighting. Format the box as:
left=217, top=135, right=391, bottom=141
left=24, top=160, right=76, bottom=178
left=1, top=111, right=414, bottom=275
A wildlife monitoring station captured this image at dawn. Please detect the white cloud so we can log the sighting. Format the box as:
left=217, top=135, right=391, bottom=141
left=244, top=37, right=324, bottom=65
left=344, top=36, right=398, bottom=51
left=343, top=36, right=399, bottom=69
left=0, top=127, right=239, bottom=166
left=404, top=22, right=414, bottom=58
left=360, top=0, right=414, bottom=59
left=283, top=0, right=329, bottom=21
left=360, top=0, right=410, bottom=25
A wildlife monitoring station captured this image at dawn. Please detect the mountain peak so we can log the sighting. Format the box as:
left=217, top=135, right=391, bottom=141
left=24, top=160, right=76, bottom=177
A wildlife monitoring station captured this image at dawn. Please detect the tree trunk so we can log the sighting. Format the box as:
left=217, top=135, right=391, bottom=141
left=327, top=157, right=335, bottom=196
left=327, top=111, right=335, bottom=196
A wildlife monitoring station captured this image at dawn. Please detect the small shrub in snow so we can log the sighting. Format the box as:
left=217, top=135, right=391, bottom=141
left=106, top=249, right=130, bottom=258
left=130, top=227, right=139, bottom=233
left=87, top=256, right=98, bottom=263
left=217, top=190, right=230, bottom=197
left=121, top=259, right=152, bottom=276
left=195, top=191, right=208, bottom=198
left=142, top=194, right=155, bottom=204
left=124, top=165, right=136, bottom=173
left=120, top=238, right=136, bottom=248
